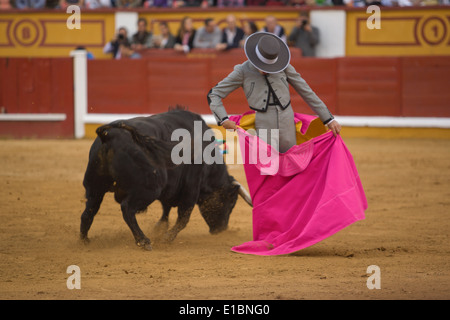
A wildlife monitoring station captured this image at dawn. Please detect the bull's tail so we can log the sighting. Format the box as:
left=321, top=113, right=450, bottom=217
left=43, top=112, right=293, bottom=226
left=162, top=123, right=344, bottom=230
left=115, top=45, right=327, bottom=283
left=96, top=122, right=177, bottom=169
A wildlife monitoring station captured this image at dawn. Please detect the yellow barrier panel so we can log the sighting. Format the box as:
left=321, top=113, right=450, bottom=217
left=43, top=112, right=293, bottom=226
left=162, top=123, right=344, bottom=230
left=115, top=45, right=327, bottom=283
left=0, top=9, right=301, bottom=58
left=0, top=11, right=115, bottom=58
left=347, top=7, right=450, bottom=56
left=2, top=7, right=449, bottom=58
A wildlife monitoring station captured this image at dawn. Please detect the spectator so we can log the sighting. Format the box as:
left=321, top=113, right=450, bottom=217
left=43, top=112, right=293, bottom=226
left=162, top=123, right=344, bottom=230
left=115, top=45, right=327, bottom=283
left=288, top=12, right=319, bottom=57
left=14, top=0, right=46, bottom=8
left=143, top=0, right=170, bottom=6
left=131, top=18, right=153, bottom=50
left=85, top=0, right=112, bottom=8
left=265, top=0, right=285, bottom=4
left=193, top=18, right=222, bottom=49
left=120, top=43, right=142, bottom=59
left=116, top=0, right=141, bottom=7
left=150, top=21, right=176, bottom=49
left=173, top=0, right=204, bottom=6
left=174, top=16, right=197, bottom=53
left=216, top=0, right=244, bottom=6
left=286, top=0, right=309, bottom=5
left=75, top=46, right=95, bottom=59
left=343, top=0, right=365, bottom=6
left=246, top=0, right=266, bottom=4
left=240, top=20, right=258, bottom=47
left=365, top=0, right=382, bottom=4
left=216, top=14, right=245, bottom=51
left=58, top=0, right=84, bottom=8
left=103, top=27, right=130, bottom=59
left=1, top=0, right=12, bottom=8
left=262, top=15, right=287, bottom=43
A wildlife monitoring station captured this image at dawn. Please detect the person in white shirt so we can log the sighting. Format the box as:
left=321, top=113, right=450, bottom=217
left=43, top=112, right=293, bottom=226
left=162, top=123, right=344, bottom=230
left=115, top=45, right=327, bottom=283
left=193, top=18, right=222, bottom=49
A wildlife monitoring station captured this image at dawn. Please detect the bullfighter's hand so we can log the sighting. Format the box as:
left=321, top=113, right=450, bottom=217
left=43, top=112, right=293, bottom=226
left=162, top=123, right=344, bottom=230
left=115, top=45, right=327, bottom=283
left=327, top=120, right=342, bottom=136
left=222, top=120, right=237, bottom=131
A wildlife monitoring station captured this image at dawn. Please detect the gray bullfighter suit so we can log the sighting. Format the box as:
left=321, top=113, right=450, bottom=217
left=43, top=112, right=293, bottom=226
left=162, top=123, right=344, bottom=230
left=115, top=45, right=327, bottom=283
left=208, top=32, right=337, bottom=153
left=207, top=60, right=335, bottom=153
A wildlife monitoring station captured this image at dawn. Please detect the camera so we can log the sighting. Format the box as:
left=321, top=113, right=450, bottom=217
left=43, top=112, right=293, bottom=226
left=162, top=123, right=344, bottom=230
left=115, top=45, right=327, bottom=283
left=301, top=19, right=308, bottom=29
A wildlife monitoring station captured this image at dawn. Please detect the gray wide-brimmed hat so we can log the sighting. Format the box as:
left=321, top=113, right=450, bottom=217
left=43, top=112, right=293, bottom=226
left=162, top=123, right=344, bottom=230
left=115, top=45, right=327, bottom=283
left=244, top=32, right=291, bottom=74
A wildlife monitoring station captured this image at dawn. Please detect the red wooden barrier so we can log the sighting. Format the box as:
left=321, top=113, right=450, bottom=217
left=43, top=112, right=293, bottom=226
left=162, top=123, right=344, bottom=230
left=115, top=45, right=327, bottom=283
left=290, top=58, right=338, bottom=115
left=336, top=57, right=402, bottom=117
left=0, top=58, right=74, bottom=138
left=401, top=57, right=450, bottom=117
left=1, top=53, right=449, bottom=138
left=87, top=51, right=450, bottom=120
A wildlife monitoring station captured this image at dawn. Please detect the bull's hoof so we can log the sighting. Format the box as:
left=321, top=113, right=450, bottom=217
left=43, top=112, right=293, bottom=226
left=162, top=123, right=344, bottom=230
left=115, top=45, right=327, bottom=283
left=210, top=226, right=228, bottom=235
left=136, top=239, right=152, bottom=251
left=142, top=243, right=153, bottom=251
left=163, top=231, right=177, bottom=243
left=79, top=234, right=90, bottom=245
left=152, top=220, right=169, bottom=239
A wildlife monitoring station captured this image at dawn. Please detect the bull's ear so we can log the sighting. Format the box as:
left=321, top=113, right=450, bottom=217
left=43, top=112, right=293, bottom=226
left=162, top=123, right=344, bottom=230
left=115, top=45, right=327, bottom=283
left=96, top=124, right=112, bottom=143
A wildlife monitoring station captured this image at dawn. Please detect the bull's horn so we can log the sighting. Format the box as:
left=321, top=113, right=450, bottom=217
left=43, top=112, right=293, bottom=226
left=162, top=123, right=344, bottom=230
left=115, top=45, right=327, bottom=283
left=232, top=180, right=253, bottom=207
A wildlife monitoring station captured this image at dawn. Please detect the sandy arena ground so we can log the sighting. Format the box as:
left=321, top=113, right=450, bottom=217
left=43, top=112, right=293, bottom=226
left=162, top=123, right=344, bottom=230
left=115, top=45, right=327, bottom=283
left=0, top=133, right=449, bottom=300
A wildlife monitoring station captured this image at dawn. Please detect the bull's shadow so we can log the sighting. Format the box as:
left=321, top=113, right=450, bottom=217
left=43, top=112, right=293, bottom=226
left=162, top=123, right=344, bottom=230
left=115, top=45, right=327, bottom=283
left=79, top=109, right=252, bottom=251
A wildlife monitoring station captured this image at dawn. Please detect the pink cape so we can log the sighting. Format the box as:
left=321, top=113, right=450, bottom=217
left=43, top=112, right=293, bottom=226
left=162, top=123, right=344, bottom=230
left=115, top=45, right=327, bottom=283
left=229, top=113, right=367, bottom=256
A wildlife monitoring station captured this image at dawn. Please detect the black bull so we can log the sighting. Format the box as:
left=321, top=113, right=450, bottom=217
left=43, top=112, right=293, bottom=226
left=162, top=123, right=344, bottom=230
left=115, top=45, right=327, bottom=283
left=80, top=109, right=252, bottom=250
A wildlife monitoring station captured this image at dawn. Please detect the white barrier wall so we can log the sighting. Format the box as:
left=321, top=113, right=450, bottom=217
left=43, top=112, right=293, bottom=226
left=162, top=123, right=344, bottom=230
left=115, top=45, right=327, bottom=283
left=311, top=10, right=347, bottom=58
left=115, top=11, right=139, bottom=40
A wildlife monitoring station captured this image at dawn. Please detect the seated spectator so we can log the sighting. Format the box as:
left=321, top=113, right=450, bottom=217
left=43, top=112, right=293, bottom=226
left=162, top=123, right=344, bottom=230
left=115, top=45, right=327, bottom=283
left=14, top=0, right=46, bottom=8
left=117, top=0, right=141, bottom=7
left=286, top=0, right=307, bottom=5
left=216, top=0, right=244, bottom=6
left=75, top=46, right=95, bottom=59
left=288, top=12, right=319, bottom=57
left=143, top=0, right=170, bottom=7
left=266, top=0, right=284, bottom=5
left=412, top=0, right=438, bottom=4
left=262, top=15, right=286, bottom=43
left=120, top=43, right=142, bottom=59
left=216, top=14, right=244, bottom=51
left=174, top=16, right=197, bottom=53
left=103, top=27, right=130, bottom=59
left=193, top=18, right=222, bottom=49
left=58, top=0, right=85, bottom=9
left=365, top=0, right=382, bottom=4
left=246, top=0, right=266, bottom=4
left=0, top=0, right=11, bottom=8
left=131, top=18, right=153, bottom=50
left=150, top=21, right=176, bottom=49
left=85, top=0, right=113, bottom=8
left=173, top=0, right=204, bottom=6
left=342, top=0, right=365, bottom=6
left=239, top=20, right=258, bottom=47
